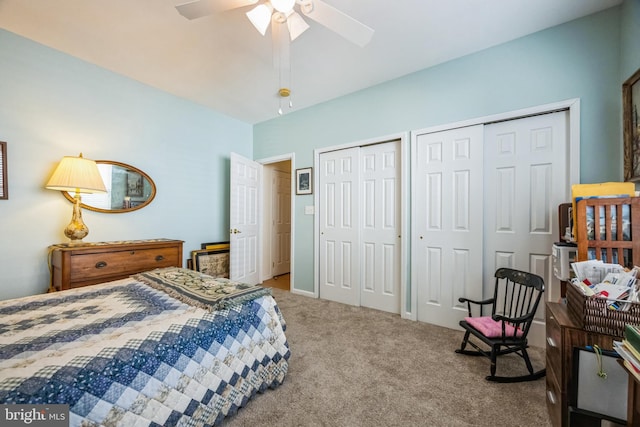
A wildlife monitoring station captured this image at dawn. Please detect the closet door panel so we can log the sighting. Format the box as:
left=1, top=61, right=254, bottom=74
left=319, top=147, right=360, bottom=306
left=413, top=125, right=484, bottom=329
left=360, top=141, right=401, bottom=313
left=484, top=111, right=568, bottom=309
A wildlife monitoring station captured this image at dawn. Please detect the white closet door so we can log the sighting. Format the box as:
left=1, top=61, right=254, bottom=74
left=413, top=125, right=484, bottom=329
left=229, top=152, right=260, bottom=285
left=319, top=147, right=361, bottom=306
left=360, top=141, right=401, bottom=313
left=483, top=111, right=569, bottom=344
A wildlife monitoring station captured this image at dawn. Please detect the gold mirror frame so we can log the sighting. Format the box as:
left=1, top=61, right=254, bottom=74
left=62, top=160, right=156, bottom=213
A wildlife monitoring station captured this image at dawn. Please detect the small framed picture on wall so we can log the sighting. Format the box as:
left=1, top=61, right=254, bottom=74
left=296, top=167, right=312, bottom=195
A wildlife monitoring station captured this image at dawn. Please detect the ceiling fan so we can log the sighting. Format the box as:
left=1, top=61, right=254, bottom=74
left=175, top=0, right=374, bottom=47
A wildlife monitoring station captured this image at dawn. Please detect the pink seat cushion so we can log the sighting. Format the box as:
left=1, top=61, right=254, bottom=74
left=465, top=316, right=523, bottom=338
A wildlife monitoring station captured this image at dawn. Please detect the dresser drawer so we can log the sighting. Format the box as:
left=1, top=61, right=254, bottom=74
left=546, top=366, right=562, bottom=427
left=546, top=307, right=562, bottom=381
left=69, top=247, right=179, bottom=282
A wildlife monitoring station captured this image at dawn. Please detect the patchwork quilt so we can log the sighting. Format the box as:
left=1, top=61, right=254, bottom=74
left=0, top=269, right=290, bottom=426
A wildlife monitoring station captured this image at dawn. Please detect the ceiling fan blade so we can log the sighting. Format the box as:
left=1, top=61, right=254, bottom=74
left=176, top=0, right=258, bottom=20
left=299, top=0, right=374, bottom=47
left=286, top=11, right=310, bottom=41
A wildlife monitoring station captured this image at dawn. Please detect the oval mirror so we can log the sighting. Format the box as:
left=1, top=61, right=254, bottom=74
left=63, top=160, right=156, bottom=213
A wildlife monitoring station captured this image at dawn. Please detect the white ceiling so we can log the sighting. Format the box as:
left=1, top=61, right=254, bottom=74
left=0, top=0, right=624, bottom=124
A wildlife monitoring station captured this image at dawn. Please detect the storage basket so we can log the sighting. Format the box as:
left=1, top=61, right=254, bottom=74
left=566, top=280, right=640, bottom=337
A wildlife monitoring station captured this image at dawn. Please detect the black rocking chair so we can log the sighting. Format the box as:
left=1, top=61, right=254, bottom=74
left=455, top=267, right=546, bottom=383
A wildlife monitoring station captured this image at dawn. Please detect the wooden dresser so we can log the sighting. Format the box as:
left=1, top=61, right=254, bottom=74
left=546, top=302, right=617, bottom=427
left=49, top=239, right=183, bottom=291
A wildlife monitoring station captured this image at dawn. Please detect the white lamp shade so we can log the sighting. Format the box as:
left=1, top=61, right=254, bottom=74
left=271, top=0, right=295, bottom=13
left=287, top=11, right=309, bottom=41
left=46, top=154, right=107, bottom=194
left=247, top=3, right=273, bottom=35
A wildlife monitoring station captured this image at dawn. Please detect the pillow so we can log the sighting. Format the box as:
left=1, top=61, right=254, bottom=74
left=465, top=316, right=523, bottom=338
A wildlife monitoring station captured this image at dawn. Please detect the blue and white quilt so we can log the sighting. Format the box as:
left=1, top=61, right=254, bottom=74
left=0, top=268, right=290, bottom=426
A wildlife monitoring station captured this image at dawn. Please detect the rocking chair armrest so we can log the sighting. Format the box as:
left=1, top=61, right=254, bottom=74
left=458, top=297, right=494, bottom=305
left=492, top=312, right=533, bottom=326
left=458, top=297, right=495, bottom=317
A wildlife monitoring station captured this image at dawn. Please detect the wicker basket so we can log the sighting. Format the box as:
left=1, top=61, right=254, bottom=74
left=566, top=281, right=640, bottom=337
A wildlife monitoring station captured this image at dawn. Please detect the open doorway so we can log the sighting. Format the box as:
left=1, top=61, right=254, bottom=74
left=260, top=158, right=293, bottom=291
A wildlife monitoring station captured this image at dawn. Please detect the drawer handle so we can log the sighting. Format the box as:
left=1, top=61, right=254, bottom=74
left=547, top=390, right=556, bottom=405
left=95, top=261, right=108, bottom=269
left=547, top=337, right=557, bottom=348
left=155, top=255, right=165, bottom=262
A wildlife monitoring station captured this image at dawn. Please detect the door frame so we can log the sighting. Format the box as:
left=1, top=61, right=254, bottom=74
left=313, top=132, right=411, bottom=317
left=409, top=98, right=580, bottom=322
left=256, top=152, right=296, bottom=291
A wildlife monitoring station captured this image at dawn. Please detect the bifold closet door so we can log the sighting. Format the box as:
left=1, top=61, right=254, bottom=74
left=412, top=111, right=570, bottom=338
left=413, top=125, right=484, bottom=329
left=319, top=141, right=401, bottom=313
left=359, top=141, right=401, bottom=313
left=319, top=147, right=361, bottom=306
left=483, top=110, right=569, bottom=325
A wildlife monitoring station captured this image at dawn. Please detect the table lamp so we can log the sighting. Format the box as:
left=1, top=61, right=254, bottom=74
left=45, top=153, right=107, bottom=244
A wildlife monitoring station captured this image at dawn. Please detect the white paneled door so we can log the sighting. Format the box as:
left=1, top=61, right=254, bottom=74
left=483, top=111, right=569, bottom=344
left=230, top=152, right=260, bottom=285
left=272, top=169, right=291, bottom=277
left=360, top=141, right=401, bottom=313
left=413, top=125, right=485, bottom=328
left=483, top=111, right=568, bottom=284
left=319, top=141, right=401, bottom=313
left=319, top=147, right=361, bottom=306
left=412, top=111, right=570, bottom=343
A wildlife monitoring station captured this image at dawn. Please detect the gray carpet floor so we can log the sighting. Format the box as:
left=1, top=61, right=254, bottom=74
left=224, top=288, right=551, bottom=427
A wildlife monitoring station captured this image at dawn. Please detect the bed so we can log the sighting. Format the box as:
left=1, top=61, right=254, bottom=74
left=0, top=267, right=290, bottom=426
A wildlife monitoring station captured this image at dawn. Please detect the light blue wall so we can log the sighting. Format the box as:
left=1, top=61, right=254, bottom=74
left=621, top=0, right=640, bottom=80
left=0, top=29, right=253, bottom=299
left=254, top=6, right=637, bottom=294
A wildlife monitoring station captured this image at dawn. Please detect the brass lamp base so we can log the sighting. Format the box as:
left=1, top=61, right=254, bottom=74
left=64, top=194, right=89, bottom=244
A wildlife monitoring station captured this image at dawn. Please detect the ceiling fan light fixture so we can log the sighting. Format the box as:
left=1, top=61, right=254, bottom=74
left=246, top=3, right=273, bottom=35
left=286, top=11, right=310, bottom=41
left=271, top=0, right=295, bottom=14
left=298, top=0, right=313, bottom=14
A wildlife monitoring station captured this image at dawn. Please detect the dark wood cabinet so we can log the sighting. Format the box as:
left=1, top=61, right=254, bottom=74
left=546, top=302, right=617, bottom=427
left=49, top=239, right=183, bottom=291
left=621, top=361, right=640, bottom=426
